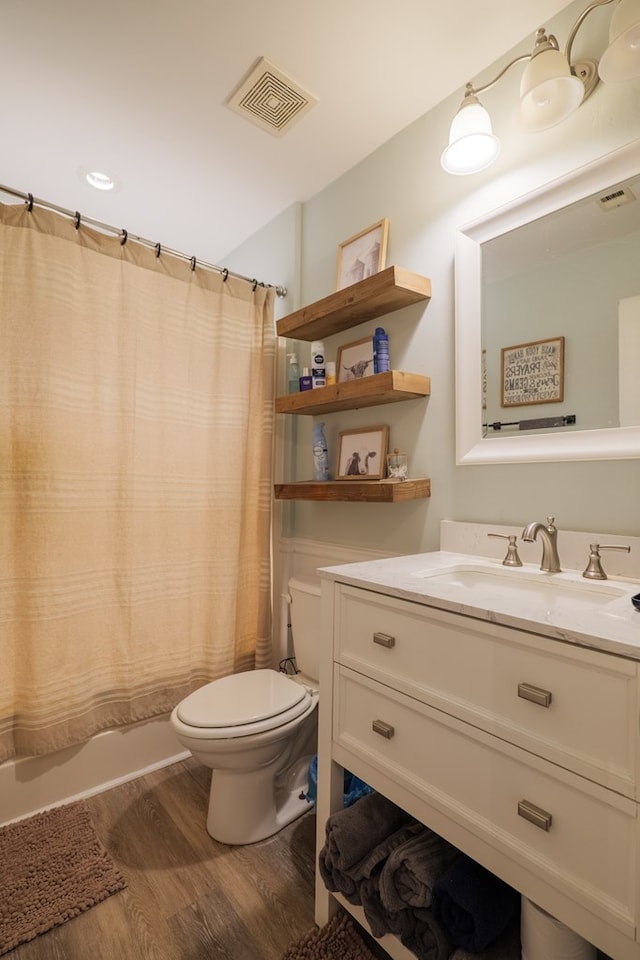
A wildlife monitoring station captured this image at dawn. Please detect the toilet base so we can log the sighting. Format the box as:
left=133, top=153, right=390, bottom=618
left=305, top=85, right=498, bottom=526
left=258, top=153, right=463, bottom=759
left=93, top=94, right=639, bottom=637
left=206, top=753, right=312, bottom=844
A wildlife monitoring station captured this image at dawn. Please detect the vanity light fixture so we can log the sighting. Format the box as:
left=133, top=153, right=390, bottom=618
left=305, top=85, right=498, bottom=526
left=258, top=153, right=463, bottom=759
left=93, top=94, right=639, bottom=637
left=441, top=0, right=640, bottom=175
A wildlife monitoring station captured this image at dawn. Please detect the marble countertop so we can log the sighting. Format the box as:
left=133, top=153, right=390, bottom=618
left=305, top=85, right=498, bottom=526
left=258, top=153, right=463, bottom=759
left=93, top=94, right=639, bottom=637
left=319, top=551, right=640, bottom=661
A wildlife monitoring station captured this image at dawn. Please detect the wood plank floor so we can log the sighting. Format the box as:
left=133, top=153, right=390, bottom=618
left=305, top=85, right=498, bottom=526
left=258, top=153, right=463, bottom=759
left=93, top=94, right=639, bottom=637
left=10, top=757, right=318, bottom=960
left=7, top=757, right=614, bottom=960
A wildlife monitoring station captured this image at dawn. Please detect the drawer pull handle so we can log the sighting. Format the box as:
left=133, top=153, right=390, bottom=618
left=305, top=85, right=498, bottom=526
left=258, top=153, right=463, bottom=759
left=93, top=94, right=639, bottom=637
left=518, top=799, right=553, bottom=832
left=372, top=719, right=395, bottom=739
left=518, top=682, right=552, bottom=708
left=373, top=632, right=396, bottom=649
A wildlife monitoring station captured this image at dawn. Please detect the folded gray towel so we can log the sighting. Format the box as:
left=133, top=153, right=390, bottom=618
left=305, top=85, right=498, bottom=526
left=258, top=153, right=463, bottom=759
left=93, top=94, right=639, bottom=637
left=400, top=906, right=454, bottom=960
left=354, top=822, right=425, bottom=937
left=318, top=792, right=413, bottom=903
left=318, top=846, right=361, bottom=903
left=323, top=792, right=414, bottom=871
left=380, top=826, right=461, bottom=911
left=361, top=876, right=417, bottom=939
left=356, top=821, right=423, bottom=885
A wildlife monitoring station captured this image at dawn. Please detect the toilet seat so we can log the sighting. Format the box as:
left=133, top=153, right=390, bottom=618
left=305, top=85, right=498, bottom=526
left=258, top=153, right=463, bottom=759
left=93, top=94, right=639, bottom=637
left=175, top=669, right=313, bottom=739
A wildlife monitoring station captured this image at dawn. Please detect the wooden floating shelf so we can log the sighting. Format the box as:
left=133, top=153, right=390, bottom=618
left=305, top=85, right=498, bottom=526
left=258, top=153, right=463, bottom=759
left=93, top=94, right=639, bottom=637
left=275, top=371, right=431, bottom=415
left=274, top=478, right=431, bottom=502
left=276, top=265, right=431, bottom=341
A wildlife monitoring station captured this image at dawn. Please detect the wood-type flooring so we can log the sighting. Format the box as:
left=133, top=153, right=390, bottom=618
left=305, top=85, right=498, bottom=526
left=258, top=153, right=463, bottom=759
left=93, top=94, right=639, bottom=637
left=9, top=757, right=317, bottom=960
left=6, top=756, right=613, bottom=960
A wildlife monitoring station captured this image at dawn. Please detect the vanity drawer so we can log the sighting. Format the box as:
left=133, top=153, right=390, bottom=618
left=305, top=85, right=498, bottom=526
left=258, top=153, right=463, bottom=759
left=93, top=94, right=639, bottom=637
left=333, top=665, right=638, bottom=936
left=335, top=584, right=638, bottom=796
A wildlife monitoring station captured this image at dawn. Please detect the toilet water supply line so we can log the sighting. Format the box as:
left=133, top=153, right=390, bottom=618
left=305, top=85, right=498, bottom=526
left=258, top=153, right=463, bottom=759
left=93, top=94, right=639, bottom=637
left=280, top=590, right=295, bottom=673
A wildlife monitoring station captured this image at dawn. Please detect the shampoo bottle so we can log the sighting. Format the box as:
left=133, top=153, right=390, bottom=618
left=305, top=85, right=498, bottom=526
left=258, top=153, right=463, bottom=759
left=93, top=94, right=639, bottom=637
left=287, top=353, right=300, bottom=394
left=312, top=422, right=330, bottom=481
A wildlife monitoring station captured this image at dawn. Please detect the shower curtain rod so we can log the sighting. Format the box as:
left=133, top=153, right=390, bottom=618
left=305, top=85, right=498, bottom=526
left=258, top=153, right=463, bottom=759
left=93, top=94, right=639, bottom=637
left=0, top=183, right=288, bottom=299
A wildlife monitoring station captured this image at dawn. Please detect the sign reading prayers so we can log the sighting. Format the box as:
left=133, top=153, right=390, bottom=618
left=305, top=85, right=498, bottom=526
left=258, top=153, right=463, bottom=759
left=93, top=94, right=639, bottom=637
left=501, top=336, right=565, bottom=408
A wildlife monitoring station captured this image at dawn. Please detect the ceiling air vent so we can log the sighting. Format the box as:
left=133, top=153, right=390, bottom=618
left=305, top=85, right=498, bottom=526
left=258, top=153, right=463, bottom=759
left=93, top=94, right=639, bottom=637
left=227, top=57, right=317, bottom=136
left=597, top=185, right=636, bottom=211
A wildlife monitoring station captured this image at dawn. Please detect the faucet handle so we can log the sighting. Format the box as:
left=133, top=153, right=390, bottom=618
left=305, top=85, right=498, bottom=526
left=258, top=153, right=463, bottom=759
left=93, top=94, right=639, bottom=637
left=582, top=543, right=631, bottom=580
left=488, top=533, right=523, bottom=567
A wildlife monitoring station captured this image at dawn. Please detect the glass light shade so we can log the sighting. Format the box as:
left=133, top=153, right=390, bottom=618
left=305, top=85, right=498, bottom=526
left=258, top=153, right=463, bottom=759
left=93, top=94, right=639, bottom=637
left=599, top=0, right=640, bottom=82
left=519, top=47, right=584, bottom=132
left=440, top=100, right=500, bottom=175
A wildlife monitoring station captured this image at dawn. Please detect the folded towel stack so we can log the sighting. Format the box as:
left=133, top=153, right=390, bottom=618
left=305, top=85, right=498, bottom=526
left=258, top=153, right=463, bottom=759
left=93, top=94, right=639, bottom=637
left=318, top=791, right=415, bottom=904
left=319, top=792, right=520, bottom=959
left=319, top=793, right=454, bottom=958
left=380, top=828, right=463, bottom=912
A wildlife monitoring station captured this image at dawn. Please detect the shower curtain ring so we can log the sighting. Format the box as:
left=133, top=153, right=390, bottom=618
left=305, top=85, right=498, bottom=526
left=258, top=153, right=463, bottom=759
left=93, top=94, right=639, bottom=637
left=155, top=243, right=161, bottom=258
left=27, top=193, right=34, bottom=213
left=221, top=268, right=229, bottom=282
left=252, top=278, right=258, bottom=292
left=74, top=211, right=81, bottom=230
left=120, top=229, right=128, bottom=246
left=190, top=256, right=197, bottom=271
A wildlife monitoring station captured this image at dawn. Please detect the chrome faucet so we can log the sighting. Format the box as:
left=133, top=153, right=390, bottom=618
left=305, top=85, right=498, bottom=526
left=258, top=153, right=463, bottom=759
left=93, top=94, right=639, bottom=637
left=522, top=516, right=561, bottom=573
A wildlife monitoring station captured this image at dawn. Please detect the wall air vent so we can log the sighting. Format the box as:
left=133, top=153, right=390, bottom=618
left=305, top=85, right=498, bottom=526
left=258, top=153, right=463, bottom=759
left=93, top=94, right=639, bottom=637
left=227, top=57, right=318, bottom=137
left=597, top=185, right=636, bottom=211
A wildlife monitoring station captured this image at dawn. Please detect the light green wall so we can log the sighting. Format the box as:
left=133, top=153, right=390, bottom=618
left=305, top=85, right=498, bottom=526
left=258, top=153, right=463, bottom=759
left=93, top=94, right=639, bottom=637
left=226, top=0, right=640, bottom=551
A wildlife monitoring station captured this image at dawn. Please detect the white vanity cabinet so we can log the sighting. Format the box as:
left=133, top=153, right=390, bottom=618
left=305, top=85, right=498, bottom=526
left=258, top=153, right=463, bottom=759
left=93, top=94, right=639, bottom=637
left=315, top=579, right=640, bottom=960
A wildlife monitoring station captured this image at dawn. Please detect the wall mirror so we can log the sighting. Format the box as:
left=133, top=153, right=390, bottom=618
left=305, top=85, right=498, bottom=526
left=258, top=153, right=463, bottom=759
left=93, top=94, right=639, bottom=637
left=455, top=139, right=640, bottom=464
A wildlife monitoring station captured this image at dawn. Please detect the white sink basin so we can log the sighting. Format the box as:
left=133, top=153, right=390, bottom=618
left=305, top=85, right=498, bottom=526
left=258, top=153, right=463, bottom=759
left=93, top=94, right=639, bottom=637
left=414, top=563, right=627, bottom=611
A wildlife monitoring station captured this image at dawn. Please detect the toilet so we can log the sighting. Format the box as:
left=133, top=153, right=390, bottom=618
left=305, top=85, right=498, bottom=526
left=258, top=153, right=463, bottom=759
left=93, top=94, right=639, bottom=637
left=170, top=576, right=321, bottom=845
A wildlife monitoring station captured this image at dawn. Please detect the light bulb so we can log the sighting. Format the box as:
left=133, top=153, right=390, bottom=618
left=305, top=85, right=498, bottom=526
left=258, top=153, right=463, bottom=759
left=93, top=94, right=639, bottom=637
left=441, top=98, right=500, bottom=175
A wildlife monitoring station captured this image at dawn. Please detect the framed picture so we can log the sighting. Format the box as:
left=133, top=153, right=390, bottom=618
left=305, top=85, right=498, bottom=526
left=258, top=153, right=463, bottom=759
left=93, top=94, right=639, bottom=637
left=336, top=426, right=389, bottom=480
left=336, top=336, right=374, bottom=382
left=336, top=218, right=389, bottom=291
left=501, top=336, right=565, bottom=407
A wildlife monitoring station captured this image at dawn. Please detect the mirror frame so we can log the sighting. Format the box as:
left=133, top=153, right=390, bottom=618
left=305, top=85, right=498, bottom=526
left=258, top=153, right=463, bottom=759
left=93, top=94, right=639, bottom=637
left=455, top=139, right=640, bottom=465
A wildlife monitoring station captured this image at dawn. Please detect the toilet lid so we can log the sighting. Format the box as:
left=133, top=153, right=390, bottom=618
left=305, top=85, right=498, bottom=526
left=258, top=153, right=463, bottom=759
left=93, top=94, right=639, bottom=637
left=176, top=669, right=309, bottom=729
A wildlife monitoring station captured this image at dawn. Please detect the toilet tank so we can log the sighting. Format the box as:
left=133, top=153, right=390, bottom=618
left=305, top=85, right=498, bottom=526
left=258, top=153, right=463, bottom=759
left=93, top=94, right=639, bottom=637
left=288, top=576, right=321, bottom=683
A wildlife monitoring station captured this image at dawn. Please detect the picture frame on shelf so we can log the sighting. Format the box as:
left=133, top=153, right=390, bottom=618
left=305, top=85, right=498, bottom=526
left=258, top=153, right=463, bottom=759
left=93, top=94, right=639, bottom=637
left=336, top=425, right=389, bottom=480
left=336, top=336, right=374, bottom=382
left=335, top=218, right=389, bottom=291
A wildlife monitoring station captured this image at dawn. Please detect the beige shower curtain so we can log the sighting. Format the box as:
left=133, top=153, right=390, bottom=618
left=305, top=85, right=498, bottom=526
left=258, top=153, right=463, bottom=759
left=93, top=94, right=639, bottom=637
left=0, top=201, right=276, bottom=761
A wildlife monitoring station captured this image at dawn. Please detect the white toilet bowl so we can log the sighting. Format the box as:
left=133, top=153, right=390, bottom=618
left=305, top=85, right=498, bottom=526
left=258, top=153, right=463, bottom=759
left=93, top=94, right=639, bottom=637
left=171, top=576, right=322, bottom=845
left=170, top=668, right=318, bottom=844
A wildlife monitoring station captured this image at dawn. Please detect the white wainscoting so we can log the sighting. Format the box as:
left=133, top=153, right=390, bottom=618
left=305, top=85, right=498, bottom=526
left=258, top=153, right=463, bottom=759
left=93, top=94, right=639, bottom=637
left=273, top=537, right=397, bottom=665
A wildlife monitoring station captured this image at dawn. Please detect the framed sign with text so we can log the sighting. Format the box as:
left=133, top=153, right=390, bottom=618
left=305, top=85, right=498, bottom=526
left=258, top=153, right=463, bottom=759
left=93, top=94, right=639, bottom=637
left=501, top=336, right=565, bottom=408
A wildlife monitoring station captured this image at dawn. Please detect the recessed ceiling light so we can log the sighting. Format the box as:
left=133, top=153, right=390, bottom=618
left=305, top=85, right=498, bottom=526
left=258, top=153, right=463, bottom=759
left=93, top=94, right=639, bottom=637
left=85, top=170, right=115, bottom=191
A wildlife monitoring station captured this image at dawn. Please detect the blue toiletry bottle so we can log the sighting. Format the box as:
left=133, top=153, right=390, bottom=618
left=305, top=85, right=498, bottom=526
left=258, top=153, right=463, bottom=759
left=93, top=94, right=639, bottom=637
left=312, top=422, right=330, bottom=481
left=373, top=327, right=390, bottom=373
